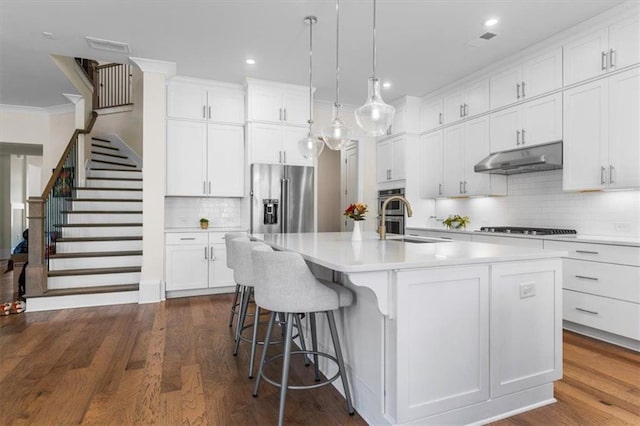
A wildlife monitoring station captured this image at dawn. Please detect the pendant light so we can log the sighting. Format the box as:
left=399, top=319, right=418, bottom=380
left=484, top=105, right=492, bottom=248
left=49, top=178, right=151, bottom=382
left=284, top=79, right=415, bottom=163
left=298, top=16, right=325, bottom=160
left=354, top=0, right=395, bottom=136
left=321, top=0, right=351, bottom=151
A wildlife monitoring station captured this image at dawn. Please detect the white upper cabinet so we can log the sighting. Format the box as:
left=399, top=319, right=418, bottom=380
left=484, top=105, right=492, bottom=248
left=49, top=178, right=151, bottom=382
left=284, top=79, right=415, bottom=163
left=490, top=92, right=562, bottom=153
left=377, top=136, right=406, bottom=183
left=207, top=124, right=245, bottom=197
left=563, top=68, right=639, bottom=191
left=246, top=79, right=310, bottom=126
left=167, top=80, right=244, bottom=124
left=248, top=123, right=311, bottom=166
left=386, top=96, right=421, bottom=136
left=443, top=78, right=489, bottom=124
left=421, top=97, right=444, bottom=132
left=490, top=48, right=562, bottom=110
left=420, top=131, right=443, bottom=198
left=564, top=16, right=639, bottom=86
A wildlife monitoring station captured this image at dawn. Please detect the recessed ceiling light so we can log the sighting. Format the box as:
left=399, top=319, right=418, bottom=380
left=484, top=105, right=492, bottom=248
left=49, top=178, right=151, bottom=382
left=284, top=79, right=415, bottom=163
left=42, top=32, right=55, bottom=39
left=484, top=18, right=499, bottom=27
left=382, top=81, right=391, bottom=89
left=246, top=58, right=256, bottom=65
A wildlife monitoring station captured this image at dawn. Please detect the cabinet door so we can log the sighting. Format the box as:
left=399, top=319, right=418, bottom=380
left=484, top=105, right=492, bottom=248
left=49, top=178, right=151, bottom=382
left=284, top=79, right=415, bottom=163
left=377, top=139, right=393, bottom=183
left=489, top=106, right=520, bottom=153
left=166, top=120, right=208, bottom=196
left=443, top=124, right=465, bottom=196
left=490, top=261, right=562, bottom=398
left=465, top=78, right=490, bottom=117
left=464, top=117, right=491, bottom=196
left=208, top=87, right=244, bottom=124
left=248, top=123, right=282, bottom=165
left=563, top=79, right=608, bottom=191
left=420, top=132, right=443, bottom=198
left=609, top=16, right=640, bottom=71
left=391, top=137, right=406, bottom=181
left=281, top=126, right=313, bottom=166
left=207, top=124, right=245, bottom=196
left=249, top=87, right=283, bottom=123
left=608, top=68, right=640, bottom=189
left=520, top=92, right=562, bottom=147
left=443, top=89, right=465, bottom=124
left=165, top=244, right=209, bottom=291
left=490, top=65, right=522, bottom=109
left=389, top=102, right=406, bottom=135
left=210, top=245, right=235, bottom=288
left=421, top=98, right=444, bottom=132
left=563, top=28, right=609, bottom=86
left=167, top=84, right=207, bottom=120
left=522, top=48, right=562, bottom=99
left=282, top=90, right=310, bottom=126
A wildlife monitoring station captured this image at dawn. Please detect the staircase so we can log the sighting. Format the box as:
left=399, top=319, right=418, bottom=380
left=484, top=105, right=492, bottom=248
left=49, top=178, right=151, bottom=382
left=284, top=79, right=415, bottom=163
left=27, top=136, right=143, bottom=311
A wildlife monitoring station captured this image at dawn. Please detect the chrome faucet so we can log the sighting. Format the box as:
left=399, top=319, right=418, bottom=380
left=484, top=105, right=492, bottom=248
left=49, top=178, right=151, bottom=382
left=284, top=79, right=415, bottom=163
left=379, top=196, right=413, bottom=240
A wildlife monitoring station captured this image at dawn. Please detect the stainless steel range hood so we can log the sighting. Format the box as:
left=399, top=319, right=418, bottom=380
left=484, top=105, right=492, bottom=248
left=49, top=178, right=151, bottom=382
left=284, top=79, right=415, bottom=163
left=474, top=141, right=562, bottom=175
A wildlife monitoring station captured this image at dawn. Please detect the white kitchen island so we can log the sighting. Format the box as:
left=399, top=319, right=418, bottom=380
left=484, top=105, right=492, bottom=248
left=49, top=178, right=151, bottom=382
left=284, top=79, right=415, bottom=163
left=252, top=232, right=565, bottom=425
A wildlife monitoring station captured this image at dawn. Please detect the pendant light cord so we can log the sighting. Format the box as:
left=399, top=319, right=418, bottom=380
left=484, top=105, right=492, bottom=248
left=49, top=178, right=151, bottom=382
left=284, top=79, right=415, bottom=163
left=308, top=16, right=314, bottom=134
left=335, top=0, right=341, bottom=107
left=372, top=0, right=377, bottom=79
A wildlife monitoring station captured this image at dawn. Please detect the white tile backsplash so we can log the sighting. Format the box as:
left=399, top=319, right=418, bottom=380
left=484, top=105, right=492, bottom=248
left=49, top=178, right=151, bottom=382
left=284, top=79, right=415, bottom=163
left=433, top=170, right=640, bottom=237
left=165, top=197, right=243, bottom=228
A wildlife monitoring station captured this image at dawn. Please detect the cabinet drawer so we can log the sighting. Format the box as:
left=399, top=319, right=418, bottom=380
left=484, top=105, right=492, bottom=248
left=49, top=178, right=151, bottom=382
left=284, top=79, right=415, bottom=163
left=166, top=233, right=209, bottom=245
left=544, top=240, right=640, bottom=266
left=472, top=235, right=543, bottom=248
left=563, top=289, right=640, bottom=340
left=564, top=259, right=640, bottom=303
left=208, top=232, right=229, bottom=245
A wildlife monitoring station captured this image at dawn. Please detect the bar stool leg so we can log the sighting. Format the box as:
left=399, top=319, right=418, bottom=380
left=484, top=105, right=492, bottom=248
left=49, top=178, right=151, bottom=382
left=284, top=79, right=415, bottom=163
left=234, top=286, right=252, bottom=355
left=326, top=311, right=355, bottom=415
left=294, top=314, right=310, bottom=366
left=254, top=311, right=276, bottom=397
left=278, top=313, right=295, bottom=426
left=309, top=312, right=321, bottom=382
left=248, top=305, right=261, bottom=378
left=228, top=284, right=240, bottom=327
left=234, top=285, right=246, bottom=342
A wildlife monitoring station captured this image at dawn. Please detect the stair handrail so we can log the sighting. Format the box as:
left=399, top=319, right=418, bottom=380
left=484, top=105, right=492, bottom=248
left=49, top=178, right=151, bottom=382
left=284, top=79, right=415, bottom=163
left=26, top=111, right=98, bottom=297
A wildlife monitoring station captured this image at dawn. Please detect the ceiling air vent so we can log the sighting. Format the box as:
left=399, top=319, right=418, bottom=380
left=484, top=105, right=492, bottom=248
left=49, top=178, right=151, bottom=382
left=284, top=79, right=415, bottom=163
left=466, top=31, right=499, bottom=47
left=479, top=31, right=497, bottom=40
left=85, top=36, right=130, bottom=54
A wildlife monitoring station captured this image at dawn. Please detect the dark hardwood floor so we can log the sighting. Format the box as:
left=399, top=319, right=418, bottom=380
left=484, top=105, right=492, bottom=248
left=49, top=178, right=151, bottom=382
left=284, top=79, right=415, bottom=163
left=0, top=267, right=638, bottom=425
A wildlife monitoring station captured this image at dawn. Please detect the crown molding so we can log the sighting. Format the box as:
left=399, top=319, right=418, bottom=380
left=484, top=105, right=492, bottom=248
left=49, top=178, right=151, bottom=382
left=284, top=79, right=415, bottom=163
left=0, top=103, right=74, bottom=115
left=130, top=57, right=177, bottom=75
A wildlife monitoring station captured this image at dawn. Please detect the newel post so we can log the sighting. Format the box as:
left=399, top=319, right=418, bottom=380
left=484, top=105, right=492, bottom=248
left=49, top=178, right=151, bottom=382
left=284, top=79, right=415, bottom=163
left=26, top=197, right=47, bottom=296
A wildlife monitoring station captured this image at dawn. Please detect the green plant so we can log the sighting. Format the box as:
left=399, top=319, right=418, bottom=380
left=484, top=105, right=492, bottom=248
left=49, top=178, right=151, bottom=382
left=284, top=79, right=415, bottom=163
left=200, top=218, right=209, bottom=224
left=443, top=215, right=470, bottom=229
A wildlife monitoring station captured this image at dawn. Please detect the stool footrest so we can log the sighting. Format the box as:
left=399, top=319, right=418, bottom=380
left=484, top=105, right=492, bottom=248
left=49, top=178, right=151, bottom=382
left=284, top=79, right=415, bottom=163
left=260, top=350, right=339, bottom=391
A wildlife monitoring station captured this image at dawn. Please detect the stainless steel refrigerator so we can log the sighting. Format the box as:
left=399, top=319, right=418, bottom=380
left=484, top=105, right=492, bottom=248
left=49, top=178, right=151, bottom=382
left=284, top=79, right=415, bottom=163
left=250, top=163, right=314, bottom=234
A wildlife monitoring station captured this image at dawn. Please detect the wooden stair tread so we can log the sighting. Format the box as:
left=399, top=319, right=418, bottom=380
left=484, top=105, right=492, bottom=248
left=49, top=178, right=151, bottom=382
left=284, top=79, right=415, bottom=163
left=65, top=198, right=142, bottom=202
left=92, top=159, right=138, bottom=168
left=76, top=187, right=142, bottom=191
left=48, top=266, right=141, bottom=277
left=27, top=284, right=139, bottom=298
left=90, top=168, right=141, bottom=172
left=86, top=177, right=142, bottom=181
left=57, top=236, right=142, bottom=242
left=92, top=150, right=129, bottom=159
left=61, top=210, right=142, bottom=214
left=54, top=223, right=142, bottom=227
left=91, top=137, right=112, bottom=143
left=91, top=143, right=119, bottom=151
left=49, top=250, right=142, bottom=259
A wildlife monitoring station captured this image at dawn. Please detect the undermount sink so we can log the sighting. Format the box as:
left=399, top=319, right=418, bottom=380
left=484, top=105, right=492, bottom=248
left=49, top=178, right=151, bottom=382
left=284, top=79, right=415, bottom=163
left=388, top=237, right=451, bottom=244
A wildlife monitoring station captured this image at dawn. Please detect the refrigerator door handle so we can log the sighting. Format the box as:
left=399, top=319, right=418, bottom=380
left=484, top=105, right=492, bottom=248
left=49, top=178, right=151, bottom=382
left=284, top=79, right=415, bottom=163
left=281, top=178, right=290, bottom=233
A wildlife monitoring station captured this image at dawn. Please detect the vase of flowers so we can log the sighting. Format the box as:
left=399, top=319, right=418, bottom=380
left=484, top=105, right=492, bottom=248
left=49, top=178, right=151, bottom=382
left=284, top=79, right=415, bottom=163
left=344, top=202, right=368, bottom=241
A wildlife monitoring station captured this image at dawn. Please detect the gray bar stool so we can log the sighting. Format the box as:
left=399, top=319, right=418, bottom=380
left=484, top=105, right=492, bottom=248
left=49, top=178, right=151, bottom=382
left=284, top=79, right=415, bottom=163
left=251, top=246, right=355, bottom=426
left=230, top=239, right=310, bottom=378
left=224, top=232, right=248, bottom=333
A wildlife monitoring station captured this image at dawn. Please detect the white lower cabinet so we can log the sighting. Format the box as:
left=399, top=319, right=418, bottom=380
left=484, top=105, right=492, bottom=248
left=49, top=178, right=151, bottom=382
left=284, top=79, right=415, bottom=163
left=165, top=232, right=234, bottom=292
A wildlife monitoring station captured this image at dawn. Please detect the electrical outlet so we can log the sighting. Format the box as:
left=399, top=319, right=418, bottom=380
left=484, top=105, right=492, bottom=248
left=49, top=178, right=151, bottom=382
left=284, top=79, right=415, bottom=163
left=520, top=282, right=536, bottom=299
left=614, top=222, right=632, bottom=233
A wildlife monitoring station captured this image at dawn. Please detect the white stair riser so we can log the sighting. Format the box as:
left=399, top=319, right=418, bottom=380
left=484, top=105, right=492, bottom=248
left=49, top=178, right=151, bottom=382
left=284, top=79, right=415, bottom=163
left=26, top=291, right=139, bottom=312
left=61, top=226, right=142, bottom=239
left=91, top=146, right=121, bottom=156
left=88, top=169, right=142, bottom=179
left=71, top=201, right=142, bottom=211
left=67, top=213, right=142, bottom=224
left=49, top=255, right=142, bottom=270
left=48, top=272, right=141, bottom=289
left=85, top=179, right=142, bottom=189
left=92, top=152, right=136, bottom=166
left=75, top=189, right=142, bottom=199
left=56, top=240, right=142, bottom=253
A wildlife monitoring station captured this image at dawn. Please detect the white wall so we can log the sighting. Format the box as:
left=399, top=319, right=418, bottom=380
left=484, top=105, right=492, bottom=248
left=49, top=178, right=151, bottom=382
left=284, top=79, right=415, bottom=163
left=428, top=170, right=640, bottom=237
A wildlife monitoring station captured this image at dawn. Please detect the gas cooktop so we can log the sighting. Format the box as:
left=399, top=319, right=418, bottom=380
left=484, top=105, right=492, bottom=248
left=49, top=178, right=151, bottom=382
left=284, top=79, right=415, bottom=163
left=479, top=226, right=577, bottom=236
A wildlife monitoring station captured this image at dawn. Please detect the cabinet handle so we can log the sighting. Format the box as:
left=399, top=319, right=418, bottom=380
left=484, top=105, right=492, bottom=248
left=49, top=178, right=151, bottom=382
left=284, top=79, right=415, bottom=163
left=459, top=104, right=463, bottom=118
left=180, top=237, right=196, bottom=240
left=284, top=108, right=287, bottom=121
left=521, top=81, right=526, bottom=98
left=203, top=181, right=206, bottom=194
left=279, top=151, right=282, bottom=163
left=600, top=166, right=606, bottom=184
left=204, top=246, right=208, bottom=260
left=202, top=105, right=206, bottom=119
left=516, top=130, right=521, bottom=145
left=208, top=106, right=212, bottom=119
left=440, top=237, right=452, bottom=240
left=210, top=246, right=215, bottom=260
left=459, top=181, right=463, bottom=193
left=609, top=165, right=615, bottom=184
left=516, top=83, right=521, bottom=99
left=609, top=49, right=616, bottom=68
left=521, top=129, right=526, bottom=145
left=576, top=250, right=599, bottom=255
left=464, top=104, right=469, bottom=117
left=575, top=307, right=598, bottom=316
left=439, top=112, right=443, bottom=125
left=438, top=183, right=442, bottom=195
left=209, top=181, right=212, bottom=194
left=463, top=181, right=467, bottom=193
left=279, top=108, right=283, bottom=121
left=575, top=275, right=598, bottom=281
left=601, top=51, right=607, bottom=71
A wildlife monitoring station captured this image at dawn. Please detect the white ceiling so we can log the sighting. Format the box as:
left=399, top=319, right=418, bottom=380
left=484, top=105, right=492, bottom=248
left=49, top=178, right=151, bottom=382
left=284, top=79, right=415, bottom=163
left=0, top=0, right=626, bottom=108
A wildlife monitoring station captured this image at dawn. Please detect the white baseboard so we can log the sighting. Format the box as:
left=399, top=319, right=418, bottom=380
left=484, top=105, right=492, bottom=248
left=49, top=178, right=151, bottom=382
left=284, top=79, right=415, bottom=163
left=139, top=279, right=162, bottom=304
left=166, top=286, right=235, bottom=299
left=564, top=320, right=640, bottom=352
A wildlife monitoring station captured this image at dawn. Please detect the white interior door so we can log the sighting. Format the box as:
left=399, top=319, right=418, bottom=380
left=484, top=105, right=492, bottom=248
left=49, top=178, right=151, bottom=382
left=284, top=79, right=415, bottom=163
left=343, top=144, right=358, bottom=231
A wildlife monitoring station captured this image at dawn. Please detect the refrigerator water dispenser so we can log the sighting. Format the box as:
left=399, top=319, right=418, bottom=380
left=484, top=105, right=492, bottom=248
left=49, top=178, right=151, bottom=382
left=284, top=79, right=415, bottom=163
left=263, top=199, right=279, bottom=225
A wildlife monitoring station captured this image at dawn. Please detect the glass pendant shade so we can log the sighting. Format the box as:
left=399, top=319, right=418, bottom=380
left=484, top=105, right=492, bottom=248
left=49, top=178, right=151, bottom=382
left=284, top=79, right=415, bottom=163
left=355, top=77, right=395, bottom=136
left=298, top=133, right=325, bottom=160
left=322, top=104, right=352, bottom=150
